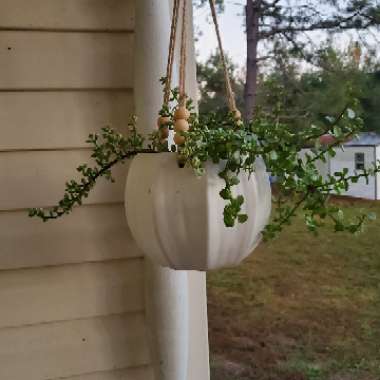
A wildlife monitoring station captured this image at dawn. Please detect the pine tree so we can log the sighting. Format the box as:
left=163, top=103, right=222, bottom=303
left=197, top=0, right=380, bottom=120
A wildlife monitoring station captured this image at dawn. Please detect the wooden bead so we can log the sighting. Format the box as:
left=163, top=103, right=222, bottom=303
left=174, top=107, right=190, bottom=120
left=174, top=119, right=189, bottom=133
left=157, top=116, right=171, bottom=127
left=174, top=133, right=186, bottom=145
left=233, top=109, right=242, bottom=120
left=160, top=126, right=169, bottom=139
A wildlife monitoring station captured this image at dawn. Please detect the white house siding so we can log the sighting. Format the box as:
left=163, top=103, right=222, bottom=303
left=330, top=146, right=377, bottom=200
left=299, top=148, right=330, bottom=179
left=0, top=1, right=155, bottom=379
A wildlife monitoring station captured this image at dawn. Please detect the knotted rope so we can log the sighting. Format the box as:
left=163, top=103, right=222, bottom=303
left=163, top=0, right=180, bottom=107
left=208, top=0, right=238, bottom=114
left=179, top=0, right=188, bottom=107
left=159, top=0, right=241, bottom=145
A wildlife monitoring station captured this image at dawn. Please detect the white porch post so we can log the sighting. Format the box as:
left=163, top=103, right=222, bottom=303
left=134, top=1, right=210, bottom=380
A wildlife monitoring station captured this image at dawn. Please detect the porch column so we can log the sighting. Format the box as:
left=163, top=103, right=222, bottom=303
left=133, top=1, right=210, bottom=380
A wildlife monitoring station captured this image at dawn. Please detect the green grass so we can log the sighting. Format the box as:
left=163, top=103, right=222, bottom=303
left=208, top=198, right=380, bottom=380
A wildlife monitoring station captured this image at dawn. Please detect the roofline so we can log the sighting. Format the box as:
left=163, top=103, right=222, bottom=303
left=342, top=144, right=380, bottom=148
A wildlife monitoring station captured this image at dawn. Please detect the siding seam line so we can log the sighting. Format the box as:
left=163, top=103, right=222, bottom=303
left=45, top=365, right=152, bottom=380
left=0, top=27, right=134, bottom=33
left=0, top=256, right=144, bottom=274
left=0, top=147, right=93, bottom=153
left=0, top=310, right=146, bottom=332
left=0, top=201, right=125, bottom=214
left=0, top=87, right=133, bottom=93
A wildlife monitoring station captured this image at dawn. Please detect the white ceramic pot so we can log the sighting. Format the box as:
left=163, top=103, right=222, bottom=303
left=125, top=152, right=271, bottom=271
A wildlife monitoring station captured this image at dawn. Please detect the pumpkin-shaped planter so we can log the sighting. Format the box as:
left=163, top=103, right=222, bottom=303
left=125, top=152, right=272, bottom=271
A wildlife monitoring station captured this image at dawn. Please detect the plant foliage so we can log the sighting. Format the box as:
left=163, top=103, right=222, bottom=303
left=29, top=89, right=380, bottom=240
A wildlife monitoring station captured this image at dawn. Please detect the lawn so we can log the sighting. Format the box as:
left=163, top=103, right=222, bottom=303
left=208, top=198, right=380, bottom=380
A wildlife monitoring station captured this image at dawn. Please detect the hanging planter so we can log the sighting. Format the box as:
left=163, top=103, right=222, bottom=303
left=123, top=0, right=271, bottom=270
left=28, top=0, right=380, bottom=270
left=125, top=153, right=271, bottom=270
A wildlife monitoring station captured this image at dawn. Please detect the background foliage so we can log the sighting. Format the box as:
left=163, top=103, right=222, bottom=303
left=197, top=46, right=380, bottom=133
left=195, top=0, right=380, bottom=120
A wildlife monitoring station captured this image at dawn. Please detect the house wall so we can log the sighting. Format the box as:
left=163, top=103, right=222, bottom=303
left=299, top=149, right=330, bottom=179
left=330, top=146, right=376, bottom=200
left=0, top=1, right=155, bottom=379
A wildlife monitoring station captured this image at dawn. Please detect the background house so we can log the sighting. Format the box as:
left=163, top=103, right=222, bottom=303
left=330, top=133, right=380, bottom=200
left=303, top=132, right=380, bottom=200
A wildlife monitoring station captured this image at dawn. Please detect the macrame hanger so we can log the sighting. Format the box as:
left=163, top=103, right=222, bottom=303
left=164, top=0, right=180, bottom=107
left=158, top=0, right=191, bottom=145
left=208, top=0, right=241, bottom=120
left=172, top=0, right=191, bottom=146
left=159, top=0, right=241, bottom=146
left=157, top=0, right=180, bottom=143
left=178, top=0, right=187, bottom=107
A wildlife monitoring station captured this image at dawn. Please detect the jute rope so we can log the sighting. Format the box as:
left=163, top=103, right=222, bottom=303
left=163, top=0, right=180, bottom=106
left=160, top=0, right=240, bottom=145
left=208, top=0, right=237, bottom=113
left=179, top=0, right=188, bottom=107
left=163, top=0, right=237, bottom=113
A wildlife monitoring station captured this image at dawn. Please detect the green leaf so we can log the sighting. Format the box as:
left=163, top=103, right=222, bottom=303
left=368, top=212, right=377, bottom=221
left=236, top=195, right=244, bottom=206
left=230, top=176, right=240, bottom=186
left=270, top=151, right=278, bottom=161
left=224, top=212, right=235, bottom=228
left=238, top=214, right=248, bottom=224
left=219, top=188, right=231, bottom=200
left=347, top=108, right=356, bottom=119
left=333, top=126, right=342, bottom=137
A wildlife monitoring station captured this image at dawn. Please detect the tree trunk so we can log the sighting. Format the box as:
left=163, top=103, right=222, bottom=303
left=244, top=0, right=260, bottom=120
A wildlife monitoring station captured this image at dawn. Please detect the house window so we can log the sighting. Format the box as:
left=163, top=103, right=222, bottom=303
left=355, top=152, right=365, bottom=170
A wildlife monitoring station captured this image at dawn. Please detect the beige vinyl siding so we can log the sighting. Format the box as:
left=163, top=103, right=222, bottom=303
left=0, top=91, right=133, bottom=151
left=0, top=205, right=141, bottom=270
left=0, top=259, right=144, bottom=329
left=53, top=367, right=154, bottom=380
left=0, top=0, right=134, bottom=31
left=0, top=150, right=127, bottom=210
left=0, top=32, right=134, bottom=89
left=0, top=314, right=150, bottom=380
left=0, top=1, right=153, bottom=379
